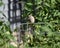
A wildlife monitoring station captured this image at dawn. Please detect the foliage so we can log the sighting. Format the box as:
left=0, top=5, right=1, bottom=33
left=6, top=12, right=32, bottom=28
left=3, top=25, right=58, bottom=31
left=22, top=0, right=60, bottom=48
left=0, top=20, right=15, bottom=48
left=0, top=1, right=16, bottom=48
left=0, top=0, right=3, bottom=6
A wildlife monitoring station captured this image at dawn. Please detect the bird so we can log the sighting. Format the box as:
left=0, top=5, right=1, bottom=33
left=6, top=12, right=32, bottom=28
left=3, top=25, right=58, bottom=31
left=27, top=14, right=35, bottom=34
left=28, top=14, right=35, bottom=23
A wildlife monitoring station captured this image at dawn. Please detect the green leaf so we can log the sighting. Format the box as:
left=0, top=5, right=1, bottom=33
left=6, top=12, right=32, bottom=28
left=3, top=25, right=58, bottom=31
left=9, top=44, right=16, bottom=48
left=26, top=3, right=33, bottom=6
left=45, top=3, right=50, bottom=7
left=0, top=1, right=3, bottom=6
left=36, top=6, right=43, bottom=10
left=0, top=21, right=3, bottom=26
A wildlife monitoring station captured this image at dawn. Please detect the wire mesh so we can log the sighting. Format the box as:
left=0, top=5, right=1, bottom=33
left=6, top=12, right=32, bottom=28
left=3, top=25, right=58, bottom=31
left=7, top=0, right=60, bottom=48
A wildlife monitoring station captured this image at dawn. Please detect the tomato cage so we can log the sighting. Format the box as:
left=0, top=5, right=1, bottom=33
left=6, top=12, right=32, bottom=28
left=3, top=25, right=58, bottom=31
left=14, top=22, right=46, bottom=47
left=7, top=0, right=60, bottom=48
left=12, top=22, right=60, bottom=48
